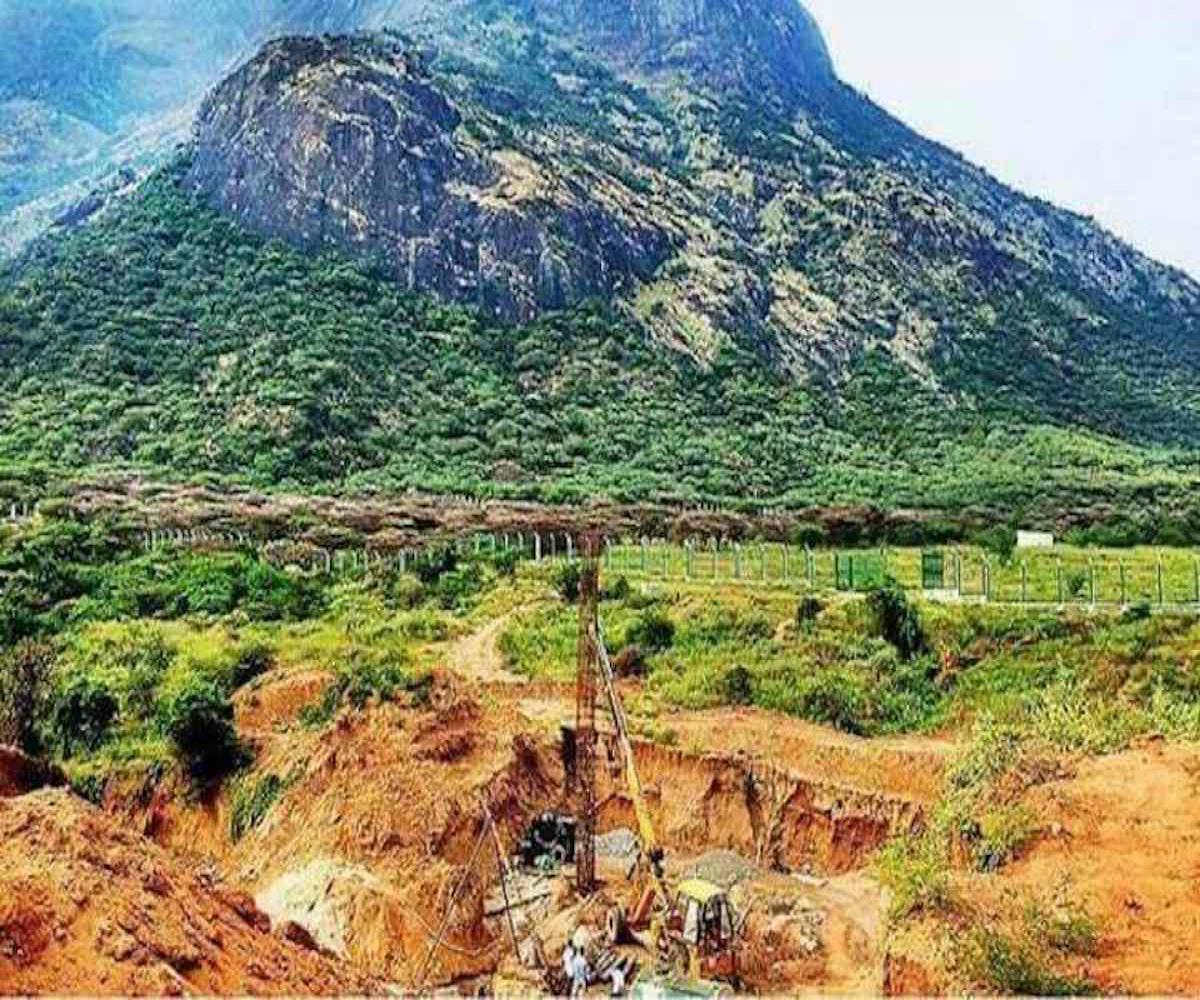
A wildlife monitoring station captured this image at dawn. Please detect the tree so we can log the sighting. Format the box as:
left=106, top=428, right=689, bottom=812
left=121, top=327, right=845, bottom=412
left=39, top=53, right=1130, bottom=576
left=0, top=640, right=56, bottom=754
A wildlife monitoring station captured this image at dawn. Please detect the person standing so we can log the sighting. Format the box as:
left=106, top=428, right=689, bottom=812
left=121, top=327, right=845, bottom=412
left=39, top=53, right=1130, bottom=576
left=570, top=946, right=590, bottom=998
left=561, top=941, right=576, bottom=994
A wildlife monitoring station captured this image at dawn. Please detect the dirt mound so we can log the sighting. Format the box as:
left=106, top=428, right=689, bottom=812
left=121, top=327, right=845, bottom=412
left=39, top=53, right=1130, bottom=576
left=0, top=790, right=372, bottom=996
left=0, top=746, right=66, bottom=798
left=884, top=740, right=1200, bottom=996
left=223, top=686, right=565, bottom=989
left=1013, top=740, right=1200, bottom=994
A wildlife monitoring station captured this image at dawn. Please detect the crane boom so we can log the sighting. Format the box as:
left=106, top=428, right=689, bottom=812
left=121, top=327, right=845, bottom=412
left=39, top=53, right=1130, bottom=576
left=591, top=619, right=667, bottom=888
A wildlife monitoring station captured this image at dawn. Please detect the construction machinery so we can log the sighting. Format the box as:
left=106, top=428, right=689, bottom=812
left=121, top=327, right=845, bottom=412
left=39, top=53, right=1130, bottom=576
left=575, top=546, right=741, bottom=987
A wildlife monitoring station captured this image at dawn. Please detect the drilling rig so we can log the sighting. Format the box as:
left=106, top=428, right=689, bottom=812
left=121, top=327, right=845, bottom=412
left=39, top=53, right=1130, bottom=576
left=573, top=540, right=741, bottom=987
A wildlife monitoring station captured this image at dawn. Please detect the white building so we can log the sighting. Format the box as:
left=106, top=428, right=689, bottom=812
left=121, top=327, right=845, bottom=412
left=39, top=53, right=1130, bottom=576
left=1016, top=530, right=1055, bottom=549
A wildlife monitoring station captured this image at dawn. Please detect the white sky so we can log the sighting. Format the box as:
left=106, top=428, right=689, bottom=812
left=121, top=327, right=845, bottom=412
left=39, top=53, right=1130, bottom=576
left=804, top=0, right=1200, bottom=281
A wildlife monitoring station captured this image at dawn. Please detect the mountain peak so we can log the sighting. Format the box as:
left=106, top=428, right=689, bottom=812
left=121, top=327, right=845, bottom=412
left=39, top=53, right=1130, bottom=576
left=495, top=0, right=836, bottom=99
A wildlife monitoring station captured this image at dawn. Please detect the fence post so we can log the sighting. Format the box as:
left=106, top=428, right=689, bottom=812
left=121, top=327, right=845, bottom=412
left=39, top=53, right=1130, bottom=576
left=686, top=541, right=694, bottom=579
left=955, top=552, right=962, bottom=597
left=566, top=535, right=575, bottom=561
left=535, top=533, right=542, bottom=562
left=1089, top=563, right=1096, bottom=608
left=1021, top=562, right=1028, bottom=604
left=1056, top=559, right=1064, bottom=606
left=983, top=560, right=991, bottom=603
left=1120, top=562, right=1127, bottom=608
left=1157, top=561, right=1165, bottom=607
left=641, top=538, right=648, bottom=572
left=782, top=545, right=790, bottom=583
left=734, top=544, right=742, bottom=581
left=760, top=545, right=767, bottom=582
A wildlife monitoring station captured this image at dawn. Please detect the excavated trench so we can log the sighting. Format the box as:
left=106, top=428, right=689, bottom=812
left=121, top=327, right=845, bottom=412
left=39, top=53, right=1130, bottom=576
left=593, top=736, right=927, bottom=876
left=95, top=683, right=928, bottom=995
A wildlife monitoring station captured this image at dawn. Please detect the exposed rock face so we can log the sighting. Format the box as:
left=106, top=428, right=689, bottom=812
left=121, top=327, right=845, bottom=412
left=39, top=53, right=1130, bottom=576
left=183, top=1, right=1199, bottom=375
left=522, top=0, right=836, bottom=100
left=187, top=36, right=674, bottom=323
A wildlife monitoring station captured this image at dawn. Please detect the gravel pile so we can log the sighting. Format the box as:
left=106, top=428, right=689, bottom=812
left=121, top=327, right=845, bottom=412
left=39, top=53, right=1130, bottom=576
left=682, top=849, right=759, bottom=888
left=595, top=828, right=638, bottom=859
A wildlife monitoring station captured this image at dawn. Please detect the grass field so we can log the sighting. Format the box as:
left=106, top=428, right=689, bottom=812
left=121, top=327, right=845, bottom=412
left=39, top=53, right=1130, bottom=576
left=598, top=542, right=1200, bottom=608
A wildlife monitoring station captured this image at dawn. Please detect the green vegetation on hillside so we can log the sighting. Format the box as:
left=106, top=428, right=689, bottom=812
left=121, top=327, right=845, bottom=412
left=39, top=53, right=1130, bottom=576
left=1, top=166, right=1198, bottom=518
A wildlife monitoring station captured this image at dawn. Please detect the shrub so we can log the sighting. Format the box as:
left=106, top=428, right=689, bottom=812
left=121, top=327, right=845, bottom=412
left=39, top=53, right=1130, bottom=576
left=124, top=629, right=176, bottom=717
left=602, top=575, right=631, bottom=602
left=679, top=607, right=772, bottom=646
left=430, top=564, right=484, bottom=610
left=390, top=573, right=426, bottom=610
left=723, top=665, right=754, bottom=706
left=52, top=675, right=119, bottom=756
left=1024, top=899, right=1101, bottom=958
left=1064, top=570, right=1088, bottom=601
left=0, top=640, right=56, bottom=753
left=865, top=581, right=927, bottom=660
left=413, top=547, right=459, bottom=586
left=554, top=561, right=583, bottom=603
left=229, top=772, right=290, bottom=842
left=794, top=669, right=870, bottom=734
left=975, top=804, right=1037, bottom=871
left=302, top=654, right=432, bottom=726
left=973, top=526, right=1018, bottom=564
left=626, top=610, right=675, bottom=653
left=231, top=642, right=274, bottom=690
left=489, top=548, right=519, bottom=577
left=874, top=834, right=953, bottom=919
left=612, top=645, right=647, bottom=678
left=1120, top=601, right=1152, bottom=624
left=160, top=679, right=242, bottom=781
left=960, top=926, right=1095, bottom=996
left=796, top=597, right=824, bottom=632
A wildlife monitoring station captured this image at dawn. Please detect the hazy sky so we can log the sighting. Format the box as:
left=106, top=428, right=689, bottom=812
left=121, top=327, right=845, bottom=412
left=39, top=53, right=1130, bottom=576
left=804, top=0, right=1200, bottom=281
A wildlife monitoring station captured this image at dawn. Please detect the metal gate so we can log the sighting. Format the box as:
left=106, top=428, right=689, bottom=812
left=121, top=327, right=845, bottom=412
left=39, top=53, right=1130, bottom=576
left=922, top=550, right=945, bottom=590
left=835, top=553, right=884, bottom=592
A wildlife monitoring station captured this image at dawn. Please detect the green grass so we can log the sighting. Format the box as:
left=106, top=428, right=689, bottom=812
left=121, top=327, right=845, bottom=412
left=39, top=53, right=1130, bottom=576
left=500, top=569, right=1200, bottom=742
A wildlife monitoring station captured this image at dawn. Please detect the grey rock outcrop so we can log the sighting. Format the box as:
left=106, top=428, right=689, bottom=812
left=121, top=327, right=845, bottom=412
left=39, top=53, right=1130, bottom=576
left=187, top=36, right=674, bottom=324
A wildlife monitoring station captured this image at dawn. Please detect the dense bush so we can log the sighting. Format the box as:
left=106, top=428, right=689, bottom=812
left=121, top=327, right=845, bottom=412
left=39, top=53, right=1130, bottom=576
left=865, top=581, right=927, bottom=660
left=160, top=678, right=242, bottom=781
left=554, top=562, right=583, bottom=603
left=0, top=640, right=56, bottom=753
left=2, top=165, right=1195, bottom=516
left=51, top=675, right=119, bottom=756
left=625, top=610, right=675, bottom=653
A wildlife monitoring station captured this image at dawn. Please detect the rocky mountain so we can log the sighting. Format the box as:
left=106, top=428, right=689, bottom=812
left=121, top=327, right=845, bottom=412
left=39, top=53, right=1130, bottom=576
left=0, top=0, right=1198, bottom=516
left=185, top=1, right=1200, bottom=382
left=0, top=0, right=438, bottom=253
